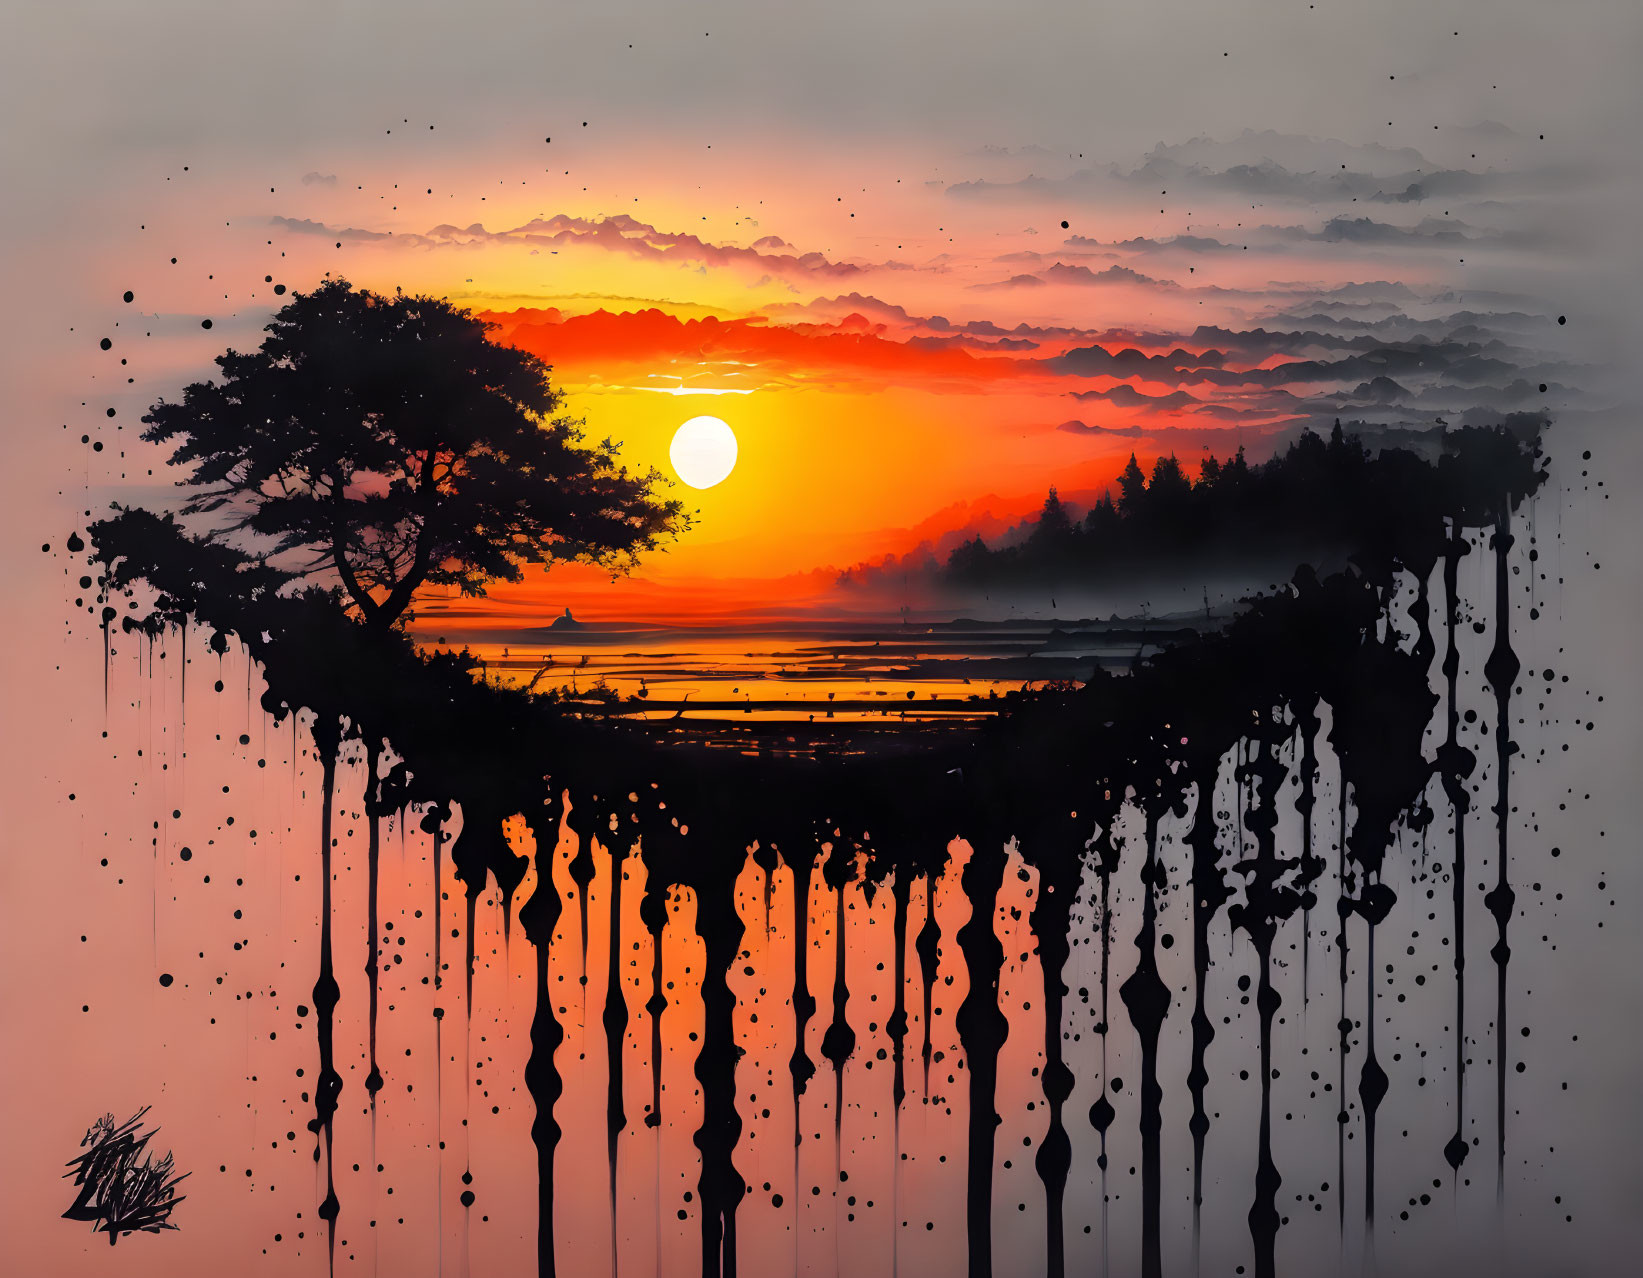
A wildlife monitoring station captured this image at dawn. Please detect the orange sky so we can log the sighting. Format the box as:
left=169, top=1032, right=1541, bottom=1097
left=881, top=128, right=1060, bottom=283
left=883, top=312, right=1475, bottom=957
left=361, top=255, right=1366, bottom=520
left=51, top=121, right=1579, bottom=626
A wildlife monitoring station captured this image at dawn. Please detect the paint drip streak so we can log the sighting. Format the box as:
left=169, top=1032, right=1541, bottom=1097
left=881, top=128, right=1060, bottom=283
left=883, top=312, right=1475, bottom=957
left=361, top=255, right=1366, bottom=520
left=1484, top=507, right=1519, bottom=1197
left=1119, top=813, right=1168, bottom=1278
left=955, top=836, right=1008, bottom=1278
left=307, top=729, right=343, bottom=1278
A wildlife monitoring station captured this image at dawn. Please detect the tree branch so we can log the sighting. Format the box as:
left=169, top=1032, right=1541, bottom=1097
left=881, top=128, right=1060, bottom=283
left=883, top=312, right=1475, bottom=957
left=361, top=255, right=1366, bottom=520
left=374, top=522, right=431, bottom=628
left=332, top=542, right=381, bottom=625
left=368, top=444, right=445, bottom=628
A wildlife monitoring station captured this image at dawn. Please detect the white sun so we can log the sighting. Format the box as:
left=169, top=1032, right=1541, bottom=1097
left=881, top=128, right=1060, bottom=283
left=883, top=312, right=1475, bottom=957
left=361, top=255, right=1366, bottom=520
left=669, top=415, right=738, bottom=489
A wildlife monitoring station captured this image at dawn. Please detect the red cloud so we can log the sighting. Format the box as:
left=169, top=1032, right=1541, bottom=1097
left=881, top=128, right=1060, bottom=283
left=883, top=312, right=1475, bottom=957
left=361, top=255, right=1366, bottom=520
left=482, top=307, right=1040, bottom=391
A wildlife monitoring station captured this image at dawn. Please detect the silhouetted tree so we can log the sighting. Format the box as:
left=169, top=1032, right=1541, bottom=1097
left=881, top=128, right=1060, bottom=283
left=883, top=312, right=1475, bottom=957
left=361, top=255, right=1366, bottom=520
left=1084, top=490, right=1120, bottom=541
left=1030, top=486, right=1077, bottom=551
left=141, top=279, right=684, bottom=629
left=1116, top=453, right=1148, bottom=515
left=1147, top=454, right=1189, bottom=498
left=1139, top=453, right=1188, bottom=548
left=948, top=535, right=994, bottom=582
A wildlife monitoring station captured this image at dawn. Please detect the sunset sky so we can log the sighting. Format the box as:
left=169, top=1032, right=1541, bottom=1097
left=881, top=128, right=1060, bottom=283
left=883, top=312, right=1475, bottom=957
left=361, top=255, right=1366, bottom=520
left=6, top=0, right=1635, bottom=623
left=3, top=9, right=1641, bottom=1278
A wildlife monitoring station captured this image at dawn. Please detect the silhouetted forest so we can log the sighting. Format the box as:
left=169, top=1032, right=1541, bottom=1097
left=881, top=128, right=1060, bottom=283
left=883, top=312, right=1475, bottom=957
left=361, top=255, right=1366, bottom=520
left=944, top=422, right=1520, bottom=588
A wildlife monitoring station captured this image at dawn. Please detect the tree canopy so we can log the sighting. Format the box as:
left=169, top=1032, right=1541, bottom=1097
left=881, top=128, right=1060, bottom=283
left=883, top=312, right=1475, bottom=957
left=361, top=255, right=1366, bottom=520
left=142, top=279, right=685, bottom=628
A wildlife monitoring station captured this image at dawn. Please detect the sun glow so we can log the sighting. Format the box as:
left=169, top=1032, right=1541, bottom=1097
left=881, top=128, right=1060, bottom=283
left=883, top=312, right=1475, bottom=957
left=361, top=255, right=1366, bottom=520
left=669, top=415, right=739, bottom=489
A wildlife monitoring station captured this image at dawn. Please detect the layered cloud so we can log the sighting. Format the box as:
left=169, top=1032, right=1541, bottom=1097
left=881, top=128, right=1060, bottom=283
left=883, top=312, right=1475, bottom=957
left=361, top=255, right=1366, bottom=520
left=270, top=212, right=898, bottom=284
left=474, top=287, right=1577, bottom=440
left=255, top=124, right=1586, bottom=591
